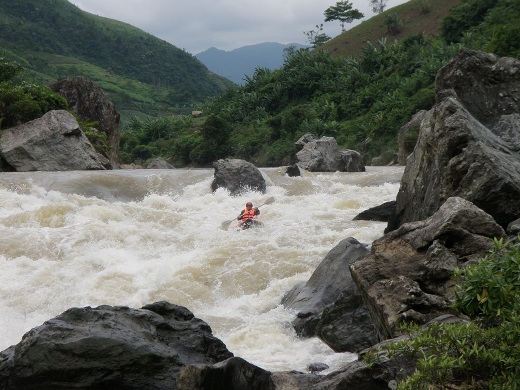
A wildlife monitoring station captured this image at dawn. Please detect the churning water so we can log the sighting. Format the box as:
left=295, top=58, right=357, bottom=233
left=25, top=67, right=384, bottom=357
left=0, top=166, right=403, bottom=373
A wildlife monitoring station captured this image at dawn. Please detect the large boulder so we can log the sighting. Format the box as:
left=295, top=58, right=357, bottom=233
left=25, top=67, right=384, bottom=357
left=0, top=110, right=110, bottom=171
left=211, top=158, right=266, bottom=196
left=351, top=197, right=506, bottom=340
left=396, top=110, right=428, bottom=165
left=0, top=301, right=233, bottom=389
left=295, top=133, right=365, bottom=172
left=282, top=238, right=377, bottom=352
left=49, top=76, right=120, bottom=165
left=340, top=150, right=365, bottom=172
left=387, top=49, right=520, bottom=232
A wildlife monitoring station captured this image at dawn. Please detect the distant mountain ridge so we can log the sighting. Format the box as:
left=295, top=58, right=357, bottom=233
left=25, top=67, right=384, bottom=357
left=196, top=42, right=309, bottom=85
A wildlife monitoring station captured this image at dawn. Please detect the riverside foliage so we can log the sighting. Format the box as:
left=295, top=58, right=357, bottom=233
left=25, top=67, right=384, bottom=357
left=119, top=0, right=519, bottom=166
left=386, top=238, right=520, bottom=389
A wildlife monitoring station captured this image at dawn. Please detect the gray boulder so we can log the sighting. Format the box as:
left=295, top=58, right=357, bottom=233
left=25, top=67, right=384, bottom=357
left=387, top=49, right=520, bottom=232
left=340, top=150, right=365, bottom=172
left=0, top=301, right=233, bottom=389
left=211, top=158, right=266, bottom=196
left=0, top=110, right=110, bottom=171
left=397, top=110, right=428, bottom=165
left=282, top=237, right=377, bottom=352
left=49, top=76, right=121, bottom=165
left=351, top=197, right=506, bottom=340
left=295, top=133, right=365, bottom=172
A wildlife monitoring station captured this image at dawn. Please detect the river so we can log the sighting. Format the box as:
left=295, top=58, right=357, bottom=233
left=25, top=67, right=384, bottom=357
left=0, top=166, right=403, bottom=373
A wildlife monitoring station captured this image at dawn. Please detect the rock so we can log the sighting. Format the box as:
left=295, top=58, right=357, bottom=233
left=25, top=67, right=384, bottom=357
left=353, top=201, right=396, bottom=222
left=211, top=158, right=266, bottom=196
left=397, top=110, right=428, bottom=165
left=49, top=76, right=121, bottom=165
left=295, top=133, right=318, bottom=152
left=387, top=49, right=520, bottom=233
left=0, top=110, right=110, bottom=171
left=282, top=237, right=377, bottom=352
left=507, top=218, right=520, bottom=236
left=315, top=288, right=378, bottom=352
left=285, top=164, right=302, bottom=177
left=146, top=157, right=175, bottom=169
left=308, top=362, right=329, bottom=373
left=120, top=163, right=143, bottom=169
left=310, top=358, right=411, bottom=390
left=295, top=134, right=342, bottom=172
left=351, top=197, right=506, bottom=340
left=0, top=301, right=233, bottom=389
left=295, top=133, right=365, bottom=172
left=340, top=150, right=365, bottom=172
left=177, top=357, right=275, bottom=390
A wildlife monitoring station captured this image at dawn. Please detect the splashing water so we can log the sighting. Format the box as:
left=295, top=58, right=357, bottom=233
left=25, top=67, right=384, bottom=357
left=0, top=166, right=403, bottom=373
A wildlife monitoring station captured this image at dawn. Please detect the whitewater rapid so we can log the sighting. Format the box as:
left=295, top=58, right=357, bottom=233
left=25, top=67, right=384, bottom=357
left=0, top=166, right=403, bottom=373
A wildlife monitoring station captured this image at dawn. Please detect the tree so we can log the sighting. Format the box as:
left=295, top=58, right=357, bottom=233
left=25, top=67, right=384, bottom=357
left=304, top=24, right=332, bottom=48
left=324, top=1, right=364, bottom=32
left=369, top=0, right=388, bottom=14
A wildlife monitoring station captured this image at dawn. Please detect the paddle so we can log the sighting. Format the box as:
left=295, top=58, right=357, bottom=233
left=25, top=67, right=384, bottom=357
left=220, top=196, right=275, bottom=231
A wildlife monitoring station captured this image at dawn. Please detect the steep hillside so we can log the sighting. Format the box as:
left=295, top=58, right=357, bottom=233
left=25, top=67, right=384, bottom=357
left=196, top=42, right=309, bottom=85
left=322, top=0, right=461, bottom=58
left=0, top=0, right=234, bottom=119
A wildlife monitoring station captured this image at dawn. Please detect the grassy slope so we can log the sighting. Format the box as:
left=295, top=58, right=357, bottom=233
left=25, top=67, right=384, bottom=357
left=0, top=0, right=233, bottom=121
left=322, top=0, right=461, bottom=58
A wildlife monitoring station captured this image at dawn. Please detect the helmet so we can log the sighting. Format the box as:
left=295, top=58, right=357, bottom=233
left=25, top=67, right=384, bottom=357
left=246, top=202, right=253, bottom=207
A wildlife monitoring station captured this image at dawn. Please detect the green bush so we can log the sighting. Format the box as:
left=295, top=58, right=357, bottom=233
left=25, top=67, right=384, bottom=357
left=0, top=58, right=68, bottom=129
left=385, top=238, right=520, bottom=389
left=441, top=0, right=497, bottom=43
left=454, top=238, right=520, bottom=319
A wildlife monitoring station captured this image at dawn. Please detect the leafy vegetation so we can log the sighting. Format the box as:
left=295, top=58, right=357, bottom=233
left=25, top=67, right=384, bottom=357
left=2, top=0, right=520, bottom=168
left=0, top=57, right=68, bottom=129
left=385, top=238, right=520, bottom=389
left=118, top=0, right=468, bottom=166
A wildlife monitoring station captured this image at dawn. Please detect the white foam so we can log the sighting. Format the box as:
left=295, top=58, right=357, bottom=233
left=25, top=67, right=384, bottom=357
left=0, top=167, right=402, bottom=372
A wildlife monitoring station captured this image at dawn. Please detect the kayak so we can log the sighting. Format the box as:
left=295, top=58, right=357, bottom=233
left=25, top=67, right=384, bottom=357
left=238, top=219, right=263, bottom=230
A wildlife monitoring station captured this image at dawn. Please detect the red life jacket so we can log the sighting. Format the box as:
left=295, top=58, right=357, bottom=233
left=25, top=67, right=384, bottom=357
left=241, top=208, right=256, bottom=221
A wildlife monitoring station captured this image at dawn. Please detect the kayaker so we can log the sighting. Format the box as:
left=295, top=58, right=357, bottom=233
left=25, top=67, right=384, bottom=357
left=237, top=201, right=261, bottom=228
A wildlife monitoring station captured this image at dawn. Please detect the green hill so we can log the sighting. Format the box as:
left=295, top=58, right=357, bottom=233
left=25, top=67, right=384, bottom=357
left=322, top=0, right=461, bottom=58
left=0, top=0, right=234, bottom=121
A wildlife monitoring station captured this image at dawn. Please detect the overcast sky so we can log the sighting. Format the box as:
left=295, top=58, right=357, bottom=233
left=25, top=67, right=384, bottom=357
left=68, top=0, right=409, bottom=55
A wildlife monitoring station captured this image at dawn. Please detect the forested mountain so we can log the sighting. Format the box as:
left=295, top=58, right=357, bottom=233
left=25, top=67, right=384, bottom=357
left=196, top=43, right=309, bottom=85
left=0, top=0, right=234, bottom=119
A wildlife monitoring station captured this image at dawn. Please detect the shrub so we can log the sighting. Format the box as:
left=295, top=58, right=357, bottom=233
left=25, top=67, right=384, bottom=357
left=454, top=238, right=520, bottom=320
left=386, top=238, right=520, bottom=388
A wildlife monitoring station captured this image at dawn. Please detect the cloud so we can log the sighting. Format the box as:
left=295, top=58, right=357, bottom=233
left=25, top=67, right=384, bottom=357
left=69, top=0, right=408, bottom=54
